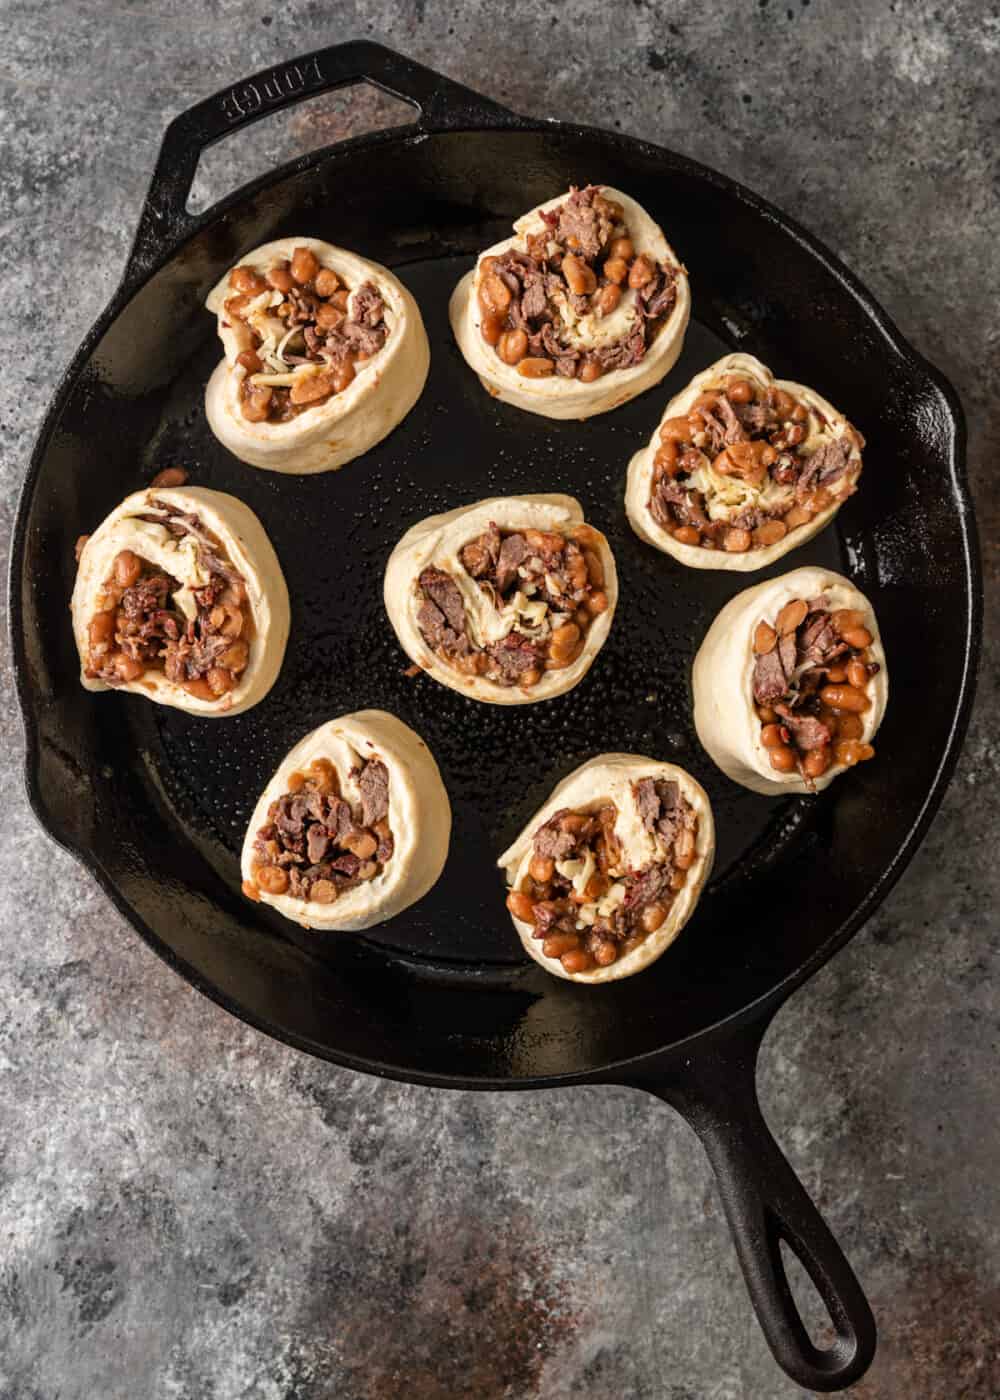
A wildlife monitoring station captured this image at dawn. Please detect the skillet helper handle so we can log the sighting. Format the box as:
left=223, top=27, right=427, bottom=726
left=128, top=39, right=520, bottom=279
left=634, top=1021, right=876, bottom=1392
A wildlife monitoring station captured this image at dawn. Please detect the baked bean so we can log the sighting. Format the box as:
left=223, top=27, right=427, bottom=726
left=113, top=550, right=142, bottom=588
left=585, top=590, right=609, bottom=616
left=724, top=376, right=755, bottom=404
left=724, top=528, right=752, bottom=553
left=290, top=371, right=336, bottom=405
left=543, top=933, right=580, bottom=959
left=820, top=684, right=870, bottom=713
left=669, top=869, right=686, bottom=891
left=114, top=653, right=145, bottom=682
left=578, top=359, right=603, bottom=382
left=224, top=294, right=250, bottom=321
left=549, top=622, right=581, bottom=663
left=761, top=723, right=788, bottom=749
left=507, top=890, right=536, bottom=922
left=150, top=466, right=188, bottom=488
left=562, top=253, right=597, bottom=295
left=584, top=549, right=605, bottom=587
left=790, top=403, right=809, bottom=422
left=241, top=386, right=272, bottom=422
left=660, top=415, right=693, bottom=443
left=770, top=387, right=797, bottom=416
left=609, top=236, right=634, bottom=261
left=332, top=360, right=356, bottom=393
left=236, top=349, right=263, bottom=374
left=835, top=740, right=875, bottom=767
left=825, top=665, right=848, bottom=683
left=628, top=255, right=655, bottom=289
left=242, top=880, right=260, bottom=902
left=673, top=525, right=701, bottom=546
left=836, top=712, right=864, bottom=740
left=530, top=855, right=555, bottom=884
left=184, top=677, right=216, bottom=701
left=754, top=621, right=777, bottom=654
left=561, top=949, right=595, bottom=974
left=230, top=265, right=266, bottom=295
left=88, top=610, right=116, bottom=647
left=286, top=771, right=306, bottom=794
left=209, top=604, right=243, bottom=639
left=769, top=745, right=797, bottom=773
left=802, top=748, right=832, bottom=779
left=314, top=267, right=340, bottom=298
left=480, top=256, right=498, bottom=275
left=331, top=288, right=350, bottom=311
left=498, top=329, right=528, bottom=365
left=831, top=608, right=865, bottom=633
left=344, top=830, right=378, bottom=860
left=757, top=705, right=778, bottom=723
left=601, top=197, right=625, bottom=221
left=715, top=440, right=772, bottom=484
left=315, top=303, right=344, bottom=332
left=593, top=941, right=618, bottom=967
left=219, top=640, right=249, bottom=672
left=520, top=668, right=542, bottom=687
left=675, top=829, right=696, bottom=869
left=603, top=257, right=628, bottom=284
left=290, top=246, right=320, bottom=284
left=518, top=357, right=555, bottom=378
left=524, top=528, right=565, bottom=553
left=753, top=519, right=788, bottom=547
left=308, top=758, right=338, bottom=794
left=782, top=504, right=813, bottom=530
left=206, top=667, right=234, bottom=697
left=785, top=424, right=805, bottom=446
left=841, top=626, right=873, bottom=650
left=641, top=902, right=667, bottom=934
left=266, top=264, right=294, bottom=293
left=594, top=282, right=621, bottom=316
left=847, top=658, right=869, bottom=689
left=776, top=598, right=808, bottom=635
left=654, top=441, right=680, bottom=477
left=481, top=272, right=512, bottom=314
left=255, top=864, right=289, bottom=895
left=310, top=879, right=338, bottom=904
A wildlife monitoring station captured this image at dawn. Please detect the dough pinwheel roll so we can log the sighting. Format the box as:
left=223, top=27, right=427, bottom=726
left=205, top=238, right=430, bottom=473
left=384, top=494, right=618, bottom=705
left=693, top=566, right=888, bottom=796
left=626, top=353, right=863, bottom=569
left=450, top=185, right=690, bottom=419
left=499, top=755, right=714, bottom=984
left=241, top=710, right=450, bottom=931
left=72, top=486, right=289, bottom=716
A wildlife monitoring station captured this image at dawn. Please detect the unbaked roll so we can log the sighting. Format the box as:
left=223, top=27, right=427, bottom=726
left=626, top=352, right=863, bottom=569
left=241, top=710, right=450, bottom=931
left=205, top=237, right=429, bottom=473
left=450, top=185, right=690, bottom=419
left=499, top=755, right=714, bottom=984
left=383, top=494, right=618, bottom=705
left=693, top=566, right=888, bottom=796
left=72, top=486, right=288, bottom=716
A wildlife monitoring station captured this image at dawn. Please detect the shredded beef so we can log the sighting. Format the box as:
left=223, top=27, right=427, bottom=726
left=554, top=185, right=613, bottom=260
left=753, top=648, right=791, bottom=705
left=357, top=759, right=390, bottom=827
left=633, top=777, right=690, bottom=852
left=418, top=568, right=467, bottom=637
left=596, top=326, right=646, bottom=371
left=533, top=813, right=582, bottom=861
left=495, top=532, right=528, bottom=593
left=698, top=404, right=729, bottom=456
left=776, top=706, right=832, bottom=751
left=486, top=633, right=544, bottom=680
left=717, top=395, right=748, bottom=445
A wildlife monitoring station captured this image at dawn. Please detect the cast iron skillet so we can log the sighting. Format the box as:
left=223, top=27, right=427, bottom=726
left=10, top=41, right=980, bottom=1392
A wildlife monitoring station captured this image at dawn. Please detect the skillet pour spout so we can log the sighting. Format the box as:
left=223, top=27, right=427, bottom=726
left=10, top=38, right=980, bottom=1394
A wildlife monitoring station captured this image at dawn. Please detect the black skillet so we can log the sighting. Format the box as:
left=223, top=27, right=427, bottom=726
left=10, top=41, right=981, bottom=1392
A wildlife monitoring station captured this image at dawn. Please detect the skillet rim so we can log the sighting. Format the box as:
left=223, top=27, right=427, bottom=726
left=8, top=115, right=982, bottom=1089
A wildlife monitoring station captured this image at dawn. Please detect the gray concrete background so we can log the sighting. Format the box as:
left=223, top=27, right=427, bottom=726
left=1, top=2, right=997, bottom=1396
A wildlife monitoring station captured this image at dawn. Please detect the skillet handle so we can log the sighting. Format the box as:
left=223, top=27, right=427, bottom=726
left=128, top=40, right=520, bottom=280
left=631, top=1016, right=876, bottom=1392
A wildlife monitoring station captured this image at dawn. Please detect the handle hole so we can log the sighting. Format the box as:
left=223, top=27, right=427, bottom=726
left=187, top=84, right=418, bottom=215
left=779, top=1239, right=839, bottom=1351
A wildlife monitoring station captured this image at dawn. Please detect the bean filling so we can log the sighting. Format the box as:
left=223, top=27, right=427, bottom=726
left=222, top=247, right=389, bottom=424
left=479, top=184, right=678, bottom=383
left=507, top=780, right=698, bottom=974
left=752, top=596, right=880, bottom=783
left=83, top=500, right=253, bottom=699
left=247, top=756, right=393, bottom=904
left=415, top=522, right=609, bottom=688
left=649, top=373, right=862, bottom=552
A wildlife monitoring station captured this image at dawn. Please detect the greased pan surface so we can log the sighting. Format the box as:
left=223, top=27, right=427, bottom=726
left=11, top=55, right=977, bottom=1087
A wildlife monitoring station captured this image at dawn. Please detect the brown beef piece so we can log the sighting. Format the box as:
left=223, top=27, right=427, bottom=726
left=633, top=778, right=685, bottom=849
left=350, top=281, right=386, bottom=328
left=699, top=405, right=728, bottom=456
left=596, top=325, right=646, bottom=371
left=716, top=395, right=748, bottom=445
left=618, top=864, right=674, bottom=935
left=638, top=268, right=677, bottom=320
left=533, top=813, right=581, bottom=861
left=495, top=533, right=528, bottom=593
left=753, top=648, right=790, bottom=705
left=419, top=568, right=467, bottom=636
left=737, top=401, right=774, bottom=433
left=777, top=707, right=832, bottom=751
left=306, top=826, right=330, bottom=864
left=521, top=275, right=548, bottom=320
left=461, top=524, right=501, bottom=579
left=778, top=630, right=797, bottom=679
left=796, top=437, right=851, bottom=500
left=486, top=633, right=543, bottom=682
left=798, top=611, right=848, bottom=667
left=554, top=185, right=612, bottom=260
left=357, top=759, right=390, bottom=826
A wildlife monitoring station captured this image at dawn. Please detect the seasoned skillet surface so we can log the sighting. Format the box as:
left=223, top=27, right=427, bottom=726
left=17, top=130, right=974, bottom=1081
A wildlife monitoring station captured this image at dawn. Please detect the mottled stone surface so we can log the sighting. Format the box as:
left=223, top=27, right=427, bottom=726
left=1, top=2, right=997, bottom=1397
